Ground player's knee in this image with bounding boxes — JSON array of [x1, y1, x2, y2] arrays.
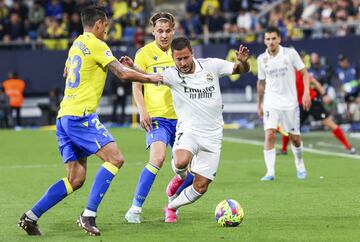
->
[[69, 176, 86, 191], [173, 157, 188, 169], [193, 181, 209, 194], [150, 154, 166, 168], [110, 153, 124, 168], [267, 130, 276, 141]]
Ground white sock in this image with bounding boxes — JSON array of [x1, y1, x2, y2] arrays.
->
[[83, 209, 96, 217], [171, 159, 187, 179], [291, 143, 306, 172], [129, 205, 142, 213], [25, 210, 39, 221], [168, 185, 202, 210], [264, 149, 276, 176]]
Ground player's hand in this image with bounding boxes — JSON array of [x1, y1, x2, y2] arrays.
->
[[302, 93, 312, 111], [148, 73, 163, 85], [119, 56, 134, 68], [235, 45, 250, 63], [257, 105, 264, 118], [63, 66, 68, 78], [140, 111, 152, 132]]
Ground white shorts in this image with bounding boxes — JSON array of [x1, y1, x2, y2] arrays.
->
[[173, 128, 222, 181], [263, 106, 300, 135]]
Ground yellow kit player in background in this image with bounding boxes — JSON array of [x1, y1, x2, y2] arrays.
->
[[125, 12, 191, 223], [18, 5, 161, 236]]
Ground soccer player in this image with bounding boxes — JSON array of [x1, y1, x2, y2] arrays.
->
[[257, 26, 311, 181], [125, 12, 194, 223], [278, 71, 356, 155], [17, 5, 161, 236], [158, 37, 250, 222]]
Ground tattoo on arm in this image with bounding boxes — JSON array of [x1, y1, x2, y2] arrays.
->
[[108, 60, 126, 79], [233, 61, 250, 74]]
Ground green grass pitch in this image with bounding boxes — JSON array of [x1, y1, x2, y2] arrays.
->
[[0, 128, 359, 242]]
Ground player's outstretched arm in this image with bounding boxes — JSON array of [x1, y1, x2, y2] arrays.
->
[[108, 60, 162, 84], [233, 45, 250, 74]]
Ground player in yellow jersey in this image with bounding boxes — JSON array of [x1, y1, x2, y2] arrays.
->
[[18, 5, 161, 237], [124, 12, 193, 223]]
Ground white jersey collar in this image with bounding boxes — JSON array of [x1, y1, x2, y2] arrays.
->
[[176, 58, 203, 80], [266, 45, 284, 58]]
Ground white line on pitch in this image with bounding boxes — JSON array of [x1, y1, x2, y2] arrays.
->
[[223, 137, 360, 160]]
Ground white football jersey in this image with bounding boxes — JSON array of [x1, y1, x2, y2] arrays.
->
[[257, 45, 305, 110], [162, 58, 234, 137]]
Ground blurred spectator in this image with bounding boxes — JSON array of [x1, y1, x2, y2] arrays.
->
[[68, 12, 82, 40], [28, 1, 45, 32], [205, 7, 226, 42], [0, 86, 10, 128], [308, 52, 331, 86], [3, 71, 25, 127], [48, 88, 60, 125], [62, 0, 76, 16], [45, 0, 63, 21], [133, 25, 145, 49], [110, 76, 131, 124], [200, 0, 220, 20], [129, 0, 145, 26], [186, 0, 202, 14], [106, 18, 122, 44], [2, 12, 28, 43], [336, 54, 360, 121], [180, 12, 203, 40], [112, 0, 129, 24], [42, 17, 68, 50], [236, 8, 252, 33]]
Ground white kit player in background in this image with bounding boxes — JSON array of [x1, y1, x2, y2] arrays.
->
[[160, 36, 250, 222], [256, 27, 311, 181]]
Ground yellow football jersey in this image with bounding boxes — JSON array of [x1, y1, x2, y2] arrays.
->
[[134, 41, 177, 119], [58, 32, 116, 118]]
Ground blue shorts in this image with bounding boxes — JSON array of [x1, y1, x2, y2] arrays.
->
[[145, 117, 177, 149], [56, 113, 115, 163]]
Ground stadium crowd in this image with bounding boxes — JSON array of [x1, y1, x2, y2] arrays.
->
[[1, 0, 360, 48]]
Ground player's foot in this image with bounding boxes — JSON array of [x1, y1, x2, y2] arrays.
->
[[18, 213, 42, 236], [76, 213, 100, 236], [260, 175, 275, 181], [297, 171, 307, 180], [166, 175, 185, 197], [125, 209, 141, 224], [276, 150, 288, 155], [164, 205, 177, 223], [348, 147, 356, 155]]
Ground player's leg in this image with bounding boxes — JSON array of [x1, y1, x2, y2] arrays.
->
[[125, 141, 166, 223], [284, 107, 306, 179], [19, 158, 87, 236], [18, 117, 88, 236], [77, 142, 124, 236], [261, 107, 278, 181], [316, 102, 355, 153], [166, 139, 220, 222], [125, 118, 171, 223]]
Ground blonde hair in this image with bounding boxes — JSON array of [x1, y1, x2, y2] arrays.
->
[[149, 12, 175, 28]]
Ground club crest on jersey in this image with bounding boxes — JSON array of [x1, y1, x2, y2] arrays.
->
[[105, 50, 112, 58], [206, 73, 214, 82], [153, 56, 158, 61], [263, 57, 268, 64]]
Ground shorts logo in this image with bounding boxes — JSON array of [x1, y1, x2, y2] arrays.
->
[[153, 56, 158, 61]]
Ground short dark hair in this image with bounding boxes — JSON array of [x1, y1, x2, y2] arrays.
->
[[149, 12, 175, 28], [265, 26, 281, 36], [81, 5, 106, 28], [171, 37, 192, 53]]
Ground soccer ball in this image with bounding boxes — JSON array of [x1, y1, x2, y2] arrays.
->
[[215, 199, 244, 227]]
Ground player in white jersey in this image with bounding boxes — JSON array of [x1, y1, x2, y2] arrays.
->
[[256, 27, 311, 181], [159, 37, 250, 222], [120, 37, 249, 222]]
